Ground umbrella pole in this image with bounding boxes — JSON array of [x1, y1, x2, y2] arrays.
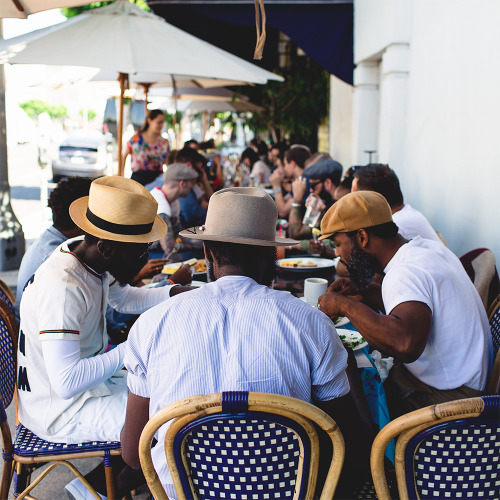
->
[[117, 72, 127, 176], [0, 23, 24, 270], [203, 110, 208, 141], [172, 75, 179, 149], [141, 83, 152, 115]]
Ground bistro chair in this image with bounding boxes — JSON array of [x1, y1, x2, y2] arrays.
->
[[487, 296, 500, 394], [0, 278, 14, 310], [0, 299, 121, 500], [139, 391, 345, 500], [371, 396, 500, 500], [460, 248, 500, 311]]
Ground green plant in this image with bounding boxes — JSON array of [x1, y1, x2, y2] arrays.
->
[[61, 0, 149, 17], [235, 52, 329, 150], [18, 100, 68, 120], [79, 109, 98, 121]]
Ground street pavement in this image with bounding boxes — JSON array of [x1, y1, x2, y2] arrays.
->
[[0, 143, 150, 499]]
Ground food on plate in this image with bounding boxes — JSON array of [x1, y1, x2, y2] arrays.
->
[[162, 258, 207, 275], [337, 330, 365, 349], [193, 259, 207, 273], [281, 259, 318, 268]]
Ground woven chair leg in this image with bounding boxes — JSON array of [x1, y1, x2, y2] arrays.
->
[[13, 462, 29, 498], [103, 451, 117, 500], [0, 460, 12, 500]]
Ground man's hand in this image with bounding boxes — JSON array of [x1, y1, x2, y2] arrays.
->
[[269, 169, 283, 189], [318, 291, 352, 318], [309, 239, 325, 255], [130, 258, 168, 286], [291, 177, 307, 202], [170, 264, 193, 285], [327, 277, 359, 296]]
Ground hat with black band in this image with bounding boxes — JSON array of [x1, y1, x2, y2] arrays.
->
[[70, 176, 167, 243]]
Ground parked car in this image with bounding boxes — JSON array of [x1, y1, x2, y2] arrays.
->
[[50, 131, 111, 182]]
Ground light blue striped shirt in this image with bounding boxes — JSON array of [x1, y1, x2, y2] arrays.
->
[[125, 275, 349, 493]]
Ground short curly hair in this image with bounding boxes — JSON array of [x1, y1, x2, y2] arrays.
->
[[48, 176, 92, 231]]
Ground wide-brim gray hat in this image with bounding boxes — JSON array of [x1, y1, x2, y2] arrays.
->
[[179, 187, 298, 247]]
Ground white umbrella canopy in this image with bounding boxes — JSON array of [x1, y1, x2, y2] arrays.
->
[[0, 1, 91, 19], [0, 0, 283, 173], [0, 1, 282, 83]]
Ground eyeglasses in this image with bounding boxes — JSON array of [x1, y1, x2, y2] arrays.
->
[[309, 180, 323, 189]]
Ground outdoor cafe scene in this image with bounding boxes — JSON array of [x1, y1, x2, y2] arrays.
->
[[0, 1, 498, 499]]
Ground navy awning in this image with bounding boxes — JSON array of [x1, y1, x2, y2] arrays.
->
[[148, 1, 354, 84]]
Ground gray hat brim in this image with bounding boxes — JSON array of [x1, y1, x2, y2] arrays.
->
[[179, 226, 298, 247]]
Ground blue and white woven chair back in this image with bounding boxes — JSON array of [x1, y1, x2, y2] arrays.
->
[[490, 304, 500, 354], [405, 396, 500, 500], [0, 309, 16, 409], [0, 288, 12, 309], [174, 414, 310, 499]]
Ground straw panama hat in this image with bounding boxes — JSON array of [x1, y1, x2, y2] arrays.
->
[[69, 176, 167, 243], [179, 187, 298, 247], [319, 190, 393, 240]]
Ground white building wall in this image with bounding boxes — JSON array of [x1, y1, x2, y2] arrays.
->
[[404, 0, 500, 258], [345, 0, 500, 261]]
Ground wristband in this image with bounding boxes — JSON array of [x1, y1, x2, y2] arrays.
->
[[291, 202, 303, 207], [272, 187, 282, 195], [166, 279, 175, 285]]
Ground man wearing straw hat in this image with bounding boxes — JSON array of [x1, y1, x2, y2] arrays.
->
[[317, 191, 492, 417], [17, 176, 192, 499], [121, 187, 372, 497]]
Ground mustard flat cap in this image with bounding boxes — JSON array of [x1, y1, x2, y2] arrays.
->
[[319, 191, 393, 240]]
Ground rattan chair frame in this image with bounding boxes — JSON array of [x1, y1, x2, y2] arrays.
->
[[487, 293, 500, 319], [0, 299, 121, 500], [0, 279, 15, 307], [371, 397, 490, 500], [139, 392, 345, 500], [487, 295, 500, 394]]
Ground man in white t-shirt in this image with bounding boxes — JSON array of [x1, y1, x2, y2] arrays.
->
[[18, 176, 193, 499], [352, 164, 442, 242], [318, 191, 492, 417], [150, 163, 203, 261]]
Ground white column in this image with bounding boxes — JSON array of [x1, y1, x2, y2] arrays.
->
[[352, 61, 379, 164], [328, 74, 353, 170], [378, 43, 410, 170]]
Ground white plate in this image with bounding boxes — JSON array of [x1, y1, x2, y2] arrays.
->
[[190, 280, 207, 288], [333, 316, 350, 327], [336, 328, 368, 351], [277, 257, 336, 270], [300, 296, 318, 307]]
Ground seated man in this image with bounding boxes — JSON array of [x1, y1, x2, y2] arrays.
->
[[352, 163, 442, 242], [318, 191, 492, 417], [14, 176, 93, 322], [288, 158, 343, 241], [121, 187, 373, 498], [18, 176, 192, 499], [150, 163, 203, 261]]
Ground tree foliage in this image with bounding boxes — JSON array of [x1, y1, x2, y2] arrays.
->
[[19, 100, 67, 120], [235, 52, 329, 150], [61, 0, 149, 17]]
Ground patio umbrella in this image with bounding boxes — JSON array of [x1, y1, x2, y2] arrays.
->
[[0, 0, 283, 174], [0, 1, 91, 19]]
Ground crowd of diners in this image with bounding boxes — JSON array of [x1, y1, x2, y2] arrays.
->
[[13, 109, 493, 499]]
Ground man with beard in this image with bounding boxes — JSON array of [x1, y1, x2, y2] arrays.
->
[[17, 176, 191, 499], [317, 191, 492, 416], [121, 187, 373, 497], [288, 159, 343, 240]]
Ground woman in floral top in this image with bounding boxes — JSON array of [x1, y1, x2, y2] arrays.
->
[[122, 109, 170, 186]]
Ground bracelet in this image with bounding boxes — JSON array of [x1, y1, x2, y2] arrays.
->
[[166, 279, 175, 285], [291, 201, 303, 207], [272, 187, 282, 195]]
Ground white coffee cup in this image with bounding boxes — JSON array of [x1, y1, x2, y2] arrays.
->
[[304, 277, 328, 305]]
